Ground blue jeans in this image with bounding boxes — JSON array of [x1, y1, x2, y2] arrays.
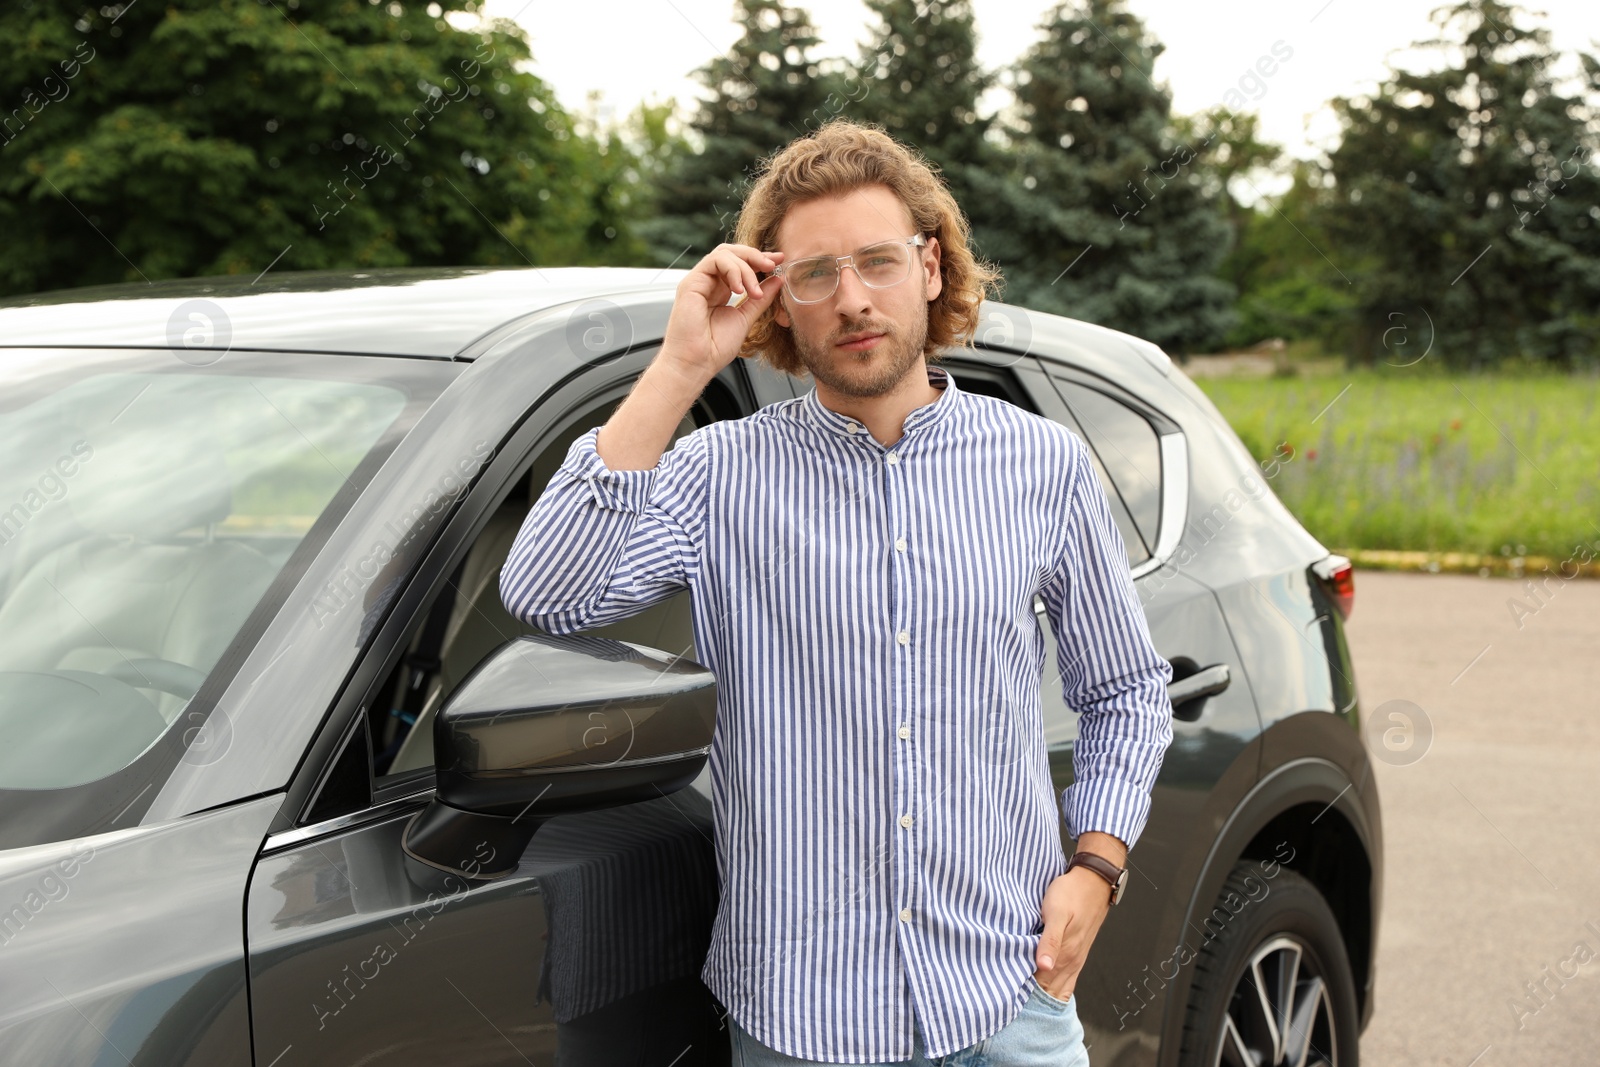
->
[[728, 975, 1091, 1066]]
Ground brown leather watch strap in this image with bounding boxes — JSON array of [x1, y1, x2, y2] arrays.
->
[[1066, 851, 1128, 905]]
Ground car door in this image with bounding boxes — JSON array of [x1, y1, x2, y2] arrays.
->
[[241, 355, 772, 1067], [1007, 356, 1265, 1057]]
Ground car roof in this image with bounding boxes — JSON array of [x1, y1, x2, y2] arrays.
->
[[0, 265, 1175, 382], [0, 266, 684, 359]]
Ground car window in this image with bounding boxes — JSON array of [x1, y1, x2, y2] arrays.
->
[[1050, 376, 1160, 563], [1033, 383, 1149, 568], [949, 366, 1036, 409], [0, 353, 424, 794], [370, 394, 706, 778]]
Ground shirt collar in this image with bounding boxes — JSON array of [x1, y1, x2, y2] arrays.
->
[[802, 364, 959, 441]]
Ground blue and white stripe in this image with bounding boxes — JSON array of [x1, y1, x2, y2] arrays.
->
[[500, 363, 1174, 1062]]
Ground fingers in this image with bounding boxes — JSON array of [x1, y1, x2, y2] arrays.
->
[[694, 244, 783, 303], [1036, 925, 1062, 971], [729, 247, 781, 299], [734, 272, 784, 315], [666, 244, 786, 369]]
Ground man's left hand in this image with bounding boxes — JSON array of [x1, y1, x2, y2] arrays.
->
[[1033, 863, 1114, 1001]]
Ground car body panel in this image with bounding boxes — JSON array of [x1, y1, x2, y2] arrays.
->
[[246, 791, 728, 1066], [0, 794, 278, 1064]]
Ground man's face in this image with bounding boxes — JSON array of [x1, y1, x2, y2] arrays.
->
[[771, 184, 942, 399]]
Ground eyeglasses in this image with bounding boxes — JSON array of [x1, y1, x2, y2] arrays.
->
[[770, 234, 927, 304]]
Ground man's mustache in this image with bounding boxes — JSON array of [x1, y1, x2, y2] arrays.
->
[[832, 323, 894, 344]]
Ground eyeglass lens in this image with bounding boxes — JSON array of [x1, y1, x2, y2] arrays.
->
[[787, 242, 913, 301]]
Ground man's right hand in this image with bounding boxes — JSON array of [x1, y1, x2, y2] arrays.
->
[[590, 244, 786, 473], [660, 243, 786, 381]]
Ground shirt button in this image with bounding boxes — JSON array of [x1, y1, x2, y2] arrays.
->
[[899, 908, 912, 923], [885, 453, 899, 466], [897, 630, 910, 645], [898, 723, 910, 739], [846, 422, 859, 434], [894, 537, 907, 553], [899, 814, 913, 828]]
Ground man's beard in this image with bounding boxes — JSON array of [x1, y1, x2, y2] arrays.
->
[[790, 285, 931, 400]]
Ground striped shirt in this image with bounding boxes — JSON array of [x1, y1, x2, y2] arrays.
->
[[500, 362, 1174, 1061]]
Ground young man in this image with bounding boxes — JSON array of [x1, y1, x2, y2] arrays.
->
[[500, 119, 1174, 1066]]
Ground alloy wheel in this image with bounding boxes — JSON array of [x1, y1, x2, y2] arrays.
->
[[1212, 934, 1338, 1067]]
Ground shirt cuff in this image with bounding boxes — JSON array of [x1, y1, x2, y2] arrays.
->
[[562, 426, 658, 515], [1060, 777, 1155, 854]]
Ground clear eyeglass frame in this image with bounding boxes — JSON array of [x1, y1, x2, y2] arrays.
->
[[770, 233, 928, 304]]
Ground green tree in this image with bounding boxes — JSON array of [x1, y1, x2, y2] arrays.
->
[[635, 0, 849, 265], [994, 0, 1237, 356], [0, 0, 631, 296], [851, 0, 995, 175], [1319, 0, 1600, 367], [1224, 160, 1360, 351]]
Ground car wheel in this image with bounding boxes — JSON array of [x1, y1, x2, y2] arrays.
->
[[1178, 862, 1360, 1067]]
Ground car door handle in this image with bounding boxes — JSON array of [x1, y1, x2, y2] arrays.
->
[[1036, 598, 1230, 709], [1167, 663, 1231, 708]]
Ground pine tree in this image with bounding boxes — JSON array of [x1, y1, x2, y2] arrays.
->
[[1320, 0, 1600, 367], [853, 0, 992, 167], [994, 0, 1236, 356], [850, 0, 1018, 287], [636, 0, 849, 265]]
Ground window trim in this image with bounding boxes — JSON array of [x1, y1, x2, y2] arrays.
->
[[263, 783, 435, 856], [1036, 361, 1188, 583], [1132, 432, 1188, 581]]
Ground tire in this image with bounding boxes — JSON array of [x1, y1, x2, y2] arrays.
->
[[1176, 861, 1360, 1067]]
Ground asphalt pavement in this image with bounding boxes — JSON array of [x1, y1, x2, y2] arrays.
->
[[1344, 568, 1599, 1067]]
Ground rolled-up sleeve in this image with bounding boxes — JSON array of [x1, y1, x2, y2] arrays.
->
[[1038, 435, 1174, 853], [499, 425, 711, 635]]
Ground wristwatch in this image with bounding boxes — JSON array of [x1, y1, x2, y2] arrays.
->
[[1066, 851, 1129, 906]]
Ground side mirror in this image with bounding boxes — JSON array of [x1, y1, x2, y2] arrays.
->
[[401, 633, 715, 879]]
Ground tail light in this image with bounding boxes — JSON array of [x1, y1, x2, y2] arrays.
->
[[1311, 554, 1355, 621]]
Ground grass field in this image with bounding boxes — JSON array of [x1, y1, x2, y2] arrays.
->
[[1188, 363, 1600, 560]]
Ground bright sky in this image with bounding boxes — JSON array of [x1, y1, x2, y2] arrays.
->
[[485, 0, 1597, 183]]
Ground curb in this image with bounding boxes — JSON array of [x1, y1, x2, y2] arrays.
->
[[1334, 547, 1600, 580]]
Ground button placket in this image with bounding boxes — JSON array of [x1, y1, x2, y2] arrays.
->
[[885, 437, 916, 940]]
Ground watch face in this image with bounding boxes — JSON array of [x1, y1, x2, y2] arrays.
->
[[1113, 869, 1129, 904]]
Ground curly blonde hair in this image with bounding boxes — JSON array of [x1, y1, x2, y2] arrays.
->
[[732, 119, 1002, 376]]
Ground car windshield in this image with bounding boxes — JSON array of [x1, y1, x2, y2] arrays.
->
[[0, 352, 415, 793]]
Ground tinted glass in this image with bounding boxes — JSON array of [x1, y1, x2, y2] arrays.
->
[[1055, 379, 1162, 557], [1038, 383, 1149, 568]]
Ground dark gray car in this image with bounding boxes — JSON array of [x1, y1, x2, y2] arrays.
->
[[0, 266, 1378, 1067]]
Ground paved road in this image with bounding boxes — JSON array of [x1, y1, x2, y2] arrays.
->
[[1345, 569, 1600, 1067]]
